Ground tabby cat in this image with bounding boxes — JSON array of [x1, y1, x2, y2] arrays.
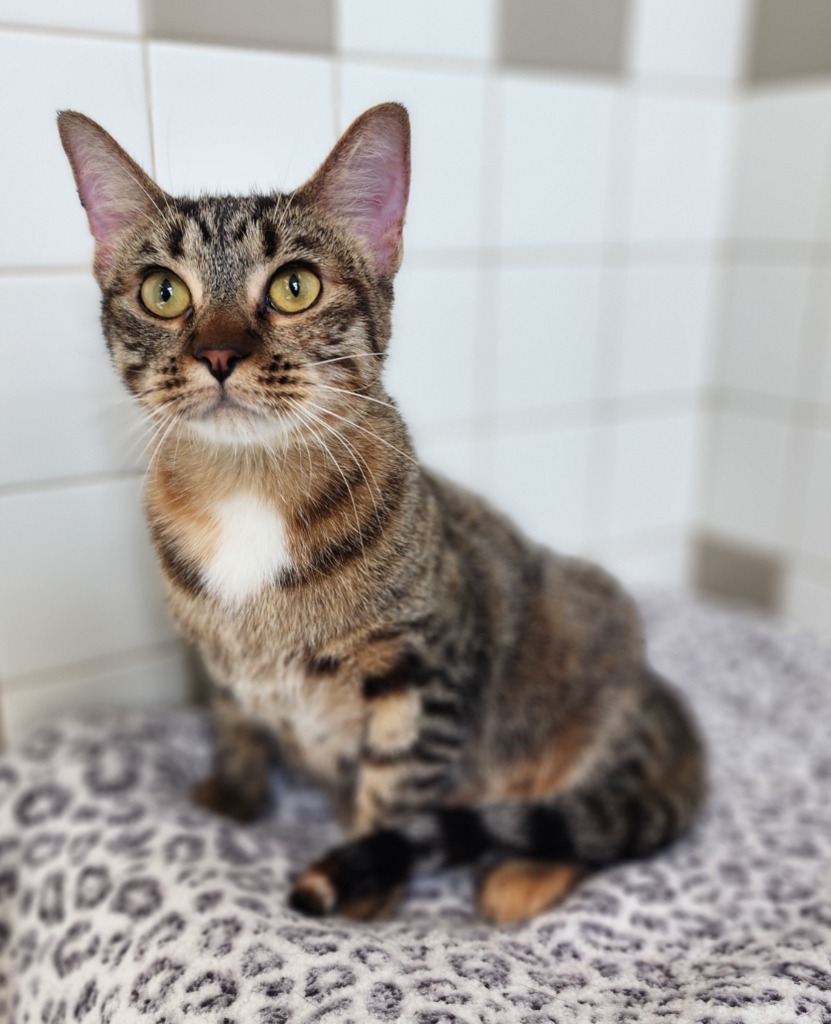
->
[[58, 103, 705, 923]]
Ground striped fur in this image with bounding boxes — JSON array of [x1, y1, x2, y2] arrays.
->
[[59, 103, 706, 922]]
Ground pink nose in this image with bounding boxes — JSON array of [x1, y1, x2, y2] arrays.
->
[[195, 347, 246, 384]]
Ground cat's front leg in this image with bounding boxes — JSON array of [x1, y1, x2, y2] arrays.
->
[[192, 684, 275, 823], [291, 660, 465, 918]]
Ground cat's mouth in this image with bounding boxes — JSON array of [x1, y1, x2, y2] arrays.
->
[[183, 391, 300, 446]]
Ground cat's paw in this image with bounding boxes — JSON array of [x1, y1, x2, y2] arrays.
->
[[289, 831, 412, 919], [289, 864, 403, 920], [191, 774, 271, 823]]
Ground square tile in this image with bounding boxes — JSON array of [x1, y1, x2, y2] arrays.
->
[[385, 264, 480, 428], [339, 0, 495, 61], [0, 0, 142, 33], [149, 43, 336, 194], [340, 63, 488, 251], [1, 645, 190, 742], [499, 0, 629, 76], [591, 533, 690, 593], [624, 94, 733, 243], [817, 275, 831, 406], [629, 0, 750, 82], [783, 569, 831, 641], [797, 426, 831, 564], [0, 275, 143, 487], [146, 0, 334, 54], [701, 410, 790, 549], [413, 433, 478, 493], [487, 423, 594, 554], [494, 264, 603, 414], [732, 86, 831, 243], [721, 263, 811, 400], [605, 413, 699, 538], [499, 77, 619, 246], [0, 480, 177, 678], [614, 263, 718, 399], [0, 31, 150, 268]]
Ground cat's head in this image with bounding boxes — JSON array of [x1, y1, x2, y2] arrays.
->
[[58, 104, 410, 447]]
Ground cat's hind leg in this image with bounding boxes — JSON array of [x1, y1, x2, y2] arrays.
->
[[477, 860, 585, 924], [193, 686, 274, 823]]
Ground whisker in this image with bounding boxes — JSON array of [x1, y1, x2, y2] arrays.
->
[[304, 400, 418, 467], [316, 383, 398, 413], [284, 399, 367, 558], [304, 352, 382, 370], [290, 398, 383, 527]]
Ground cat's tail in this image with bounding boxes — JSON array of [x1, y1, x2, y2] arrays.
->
[[289, 733, 706, 917]]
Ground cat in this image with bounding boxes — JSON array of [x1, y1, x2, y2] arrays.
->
[[58, 102, 705, 923]]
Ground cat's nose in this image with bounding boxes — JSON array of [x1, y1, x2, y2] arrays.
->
[[195, 347, 247, 384]]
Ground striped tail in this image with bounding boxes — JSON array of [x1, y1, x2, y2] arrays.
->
[[288, 767, 704, 917]]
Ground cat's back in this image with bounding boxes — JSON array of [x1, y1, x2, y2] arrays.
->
[[420, 466, 643, 671]]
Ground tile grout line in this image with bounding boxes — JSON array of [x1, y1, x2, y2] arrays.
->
[[773, 96, 831, 582], [0, 469, 145, 501], [468, 0, 504, 490], [585, 79, 636, 550], [139, 0, 158, 180], [1, 638, 187, 695]]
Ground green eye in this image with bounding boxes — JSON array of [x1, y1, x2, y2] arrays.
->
[[140, 270, 191, 319], [268, 266, 321, 314]]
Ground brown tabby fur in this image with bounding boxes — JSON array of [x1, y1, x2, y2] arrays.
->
[[58, 103, 705, 923]]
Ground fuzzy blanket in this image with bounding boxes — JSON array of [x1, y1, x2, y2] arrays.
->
[[1, 593, 830, 1023]]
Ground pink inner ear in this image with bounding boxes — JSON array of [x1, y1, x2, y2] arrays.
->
[[349, 138, 408, 272], [59, 114, 159, 262], [311, 106, 411, 278], [73, 149, 152, 249]]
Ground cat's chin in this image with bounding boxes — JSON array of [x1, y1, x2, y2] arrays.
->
[[184, 404, 300, 449]]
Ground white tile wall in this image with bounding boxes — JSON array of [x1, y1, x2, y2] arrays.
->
[[0, 275, 141, 487], [605, 412, 699, 539], [613, 263, 717, 399], [798, 425, 831, 564], [0, 479, 175, 678], [1, 643, 189, 741], [338, 0, 495, 62], [721, 263, 811, 400], [732, 86, 831, 243], [414, 434, 479, 493], [624, 94, 734, 243], [0, 31, 150, 268], [494, 264, 603, 414], [591, 530, 690, 593], [385, 264, 480, 427], [488, 424, 594, 554], [340, 62, 488, 251], [784, 570, 831, 637], [816, 273, 831, 407], [149, 44, 337, 194], [498, 77, 619, 247], [702, 411, 790, 549], [0, 0, 142, 35], [628, 0, 750, 83]]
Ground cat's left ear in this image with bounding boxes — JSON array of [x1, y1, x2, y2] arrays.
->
[[297, 103, 410, 280], [57, 111, 168, 278]]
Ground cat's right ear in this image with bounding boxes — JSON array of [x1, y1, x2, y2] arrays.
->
[[57, 111, 166, 277], [297, 103, 410, 281]]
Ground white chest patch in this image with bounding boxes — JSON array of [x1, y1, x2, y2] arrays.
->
[[202, 493, 293, 607]]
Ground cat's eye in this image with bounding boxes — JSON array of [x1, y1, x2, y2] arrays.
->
[[267, 266, 322, 315], [139, 270, 191, 319]]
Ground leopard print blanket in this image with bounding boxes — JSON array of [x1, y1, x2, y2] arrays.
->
[[1, 593, 830, 1023]]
